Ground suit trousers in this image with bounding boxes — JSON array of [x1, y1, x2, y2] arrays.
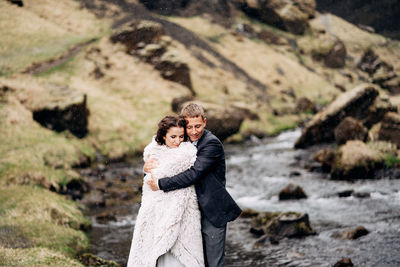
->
[[201, 216, 227, 267]]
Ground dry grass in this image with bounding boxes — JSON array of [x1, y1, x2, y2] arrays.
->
[[0, 247, 84, 267], [0, 0, 108, 76]]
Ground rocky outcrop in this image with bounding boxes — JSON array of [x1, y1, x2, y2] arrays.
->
[[110, 20, 164, 52], [31, 84, 89, 138], [332, 226, 369, 240], [378, 112, 400, 147], [78, 253, 119, 267], [308, 34, 347, 68], [357, 49, 400, 95], [235, 0, 314, 35], [251, 211, 315, 239], [111, 21, 194, 94], [154, 50, 194, 94], [278, 183, 307, 200], [334, 117, 368, 145], [295, 84, 379, 148]]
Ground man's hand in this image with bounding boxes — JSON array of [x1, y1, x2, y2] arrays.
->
[[143, 157, 159, 173], [146, 171, 159, 191]]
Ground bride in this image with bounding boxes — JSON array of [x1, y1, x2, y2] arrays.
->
[[127, 115, 204, 267]]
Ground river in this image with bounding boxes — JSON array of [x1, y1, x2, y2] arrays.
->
[[83, 129, 400, 266]]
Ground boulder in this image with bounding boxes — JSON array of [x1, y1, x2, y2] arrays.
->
[[313, 147, 335, 172], [31, 84, 89, 138], [332, 226, 369, 240], [310, 35, 346, 68], [363, 96, 398, 128], [334, 117, 368, 145], [333, 258, 354, 267], [378, 112, 400, 147], [381, 75, 400, 95], [205, 105, 246, 142], [251, 211, 315, 239], [110, 20, 164, 51], [253, 234, 279, 247], [295, 84, 379, 148], [357, 49, 391, 76], [136, 43, 166, 63], [237, 0, 311, 35], [331, 140, 384, 180], [155, 50, 194, 94], [278, 183, 307, 200], [293, 0, 316, 18]]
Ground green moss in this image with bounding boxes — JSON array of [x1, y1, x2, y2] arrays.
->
[[384, 155, 400, 168]]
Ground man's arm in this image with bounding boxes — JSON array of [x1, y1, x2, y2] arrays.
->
[[157, 138, 223, 192]]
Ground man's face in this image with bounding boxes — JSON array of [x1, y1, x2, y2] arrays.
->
[[185, 116, 206, 142]]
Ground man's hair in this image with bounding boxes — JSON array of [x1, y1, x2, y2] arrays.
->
[[155, 115, 188, 145], [180, 102, 205, 120]]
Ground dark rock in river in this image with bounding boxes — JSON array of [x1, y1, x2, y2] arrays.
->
[[278, 183, 307, 200], [378, 112, 400, 147], [333, 257, 354, 267], [251, 211, 315, 239], [295, 84, 379, 148], [31, 84, 89, 138], [332, 226, 369, 240], [253, 234, 279, 247], [334, 117, 368, 145]]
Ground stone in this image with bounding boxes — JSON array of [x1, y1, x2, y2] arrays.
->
[[110, 20, 164, 51], [295, 84, 379, 148], [364, 96, 398, 128], [333, 258, 354, 267], [331, 140, 384, 180], [251, 211, 315, 239], [378, 112, 400, 147], [31, 84, 89, 138], [324, 39, 346, 68], [313, 147, 335, 172], [278, 4, 309, 35], [381, 75, 400, 95], [155, 50, 194, 94], [96, 211, 117, 224], [278, 183, 307, 200], [333, 226, 369, 240], [136, 43, 166, 63], [334, 117, 368, 145], [293, 0, 316, 18]]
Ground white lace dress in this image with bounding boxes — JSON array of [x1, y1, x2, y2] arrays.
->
[[127, 139, 204, 267]]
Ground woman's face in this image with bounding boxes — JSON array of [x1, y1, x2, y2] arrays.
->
[[163, 126, 185, 148]]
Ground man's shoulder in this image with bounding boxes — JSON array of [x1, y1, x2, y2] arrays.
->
[[201, 130, 223, 146]]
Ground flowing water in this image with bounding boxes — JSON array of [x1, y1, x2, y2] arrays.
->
[[85, 130, 400, 267]]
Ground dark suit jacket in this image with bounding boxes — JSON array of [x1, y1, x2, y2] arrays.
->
[[158, 129, 242, 228]]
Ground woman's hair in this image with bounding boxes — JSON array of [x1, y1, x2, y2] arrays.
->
[[155, 115, 188, 145]]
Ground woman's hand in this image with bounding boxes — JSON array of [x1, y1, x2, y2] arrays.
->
[[146, 171, 159, 191], [143, 157, 159, 173]]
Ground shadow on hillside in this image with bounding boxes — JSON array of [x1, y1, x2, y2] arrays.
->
[[76, 0, 268, 93]]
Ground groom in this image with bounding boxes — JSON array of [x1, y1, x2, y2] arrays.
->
[[145, 103, 242, 267]]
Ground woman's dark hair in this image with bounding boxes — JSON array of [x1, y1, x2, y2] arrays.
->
[[155, 115, 188, 145]]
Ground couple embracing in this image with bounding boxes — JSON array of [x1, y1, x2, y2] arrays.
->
[[127, 103, 242, 267]]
